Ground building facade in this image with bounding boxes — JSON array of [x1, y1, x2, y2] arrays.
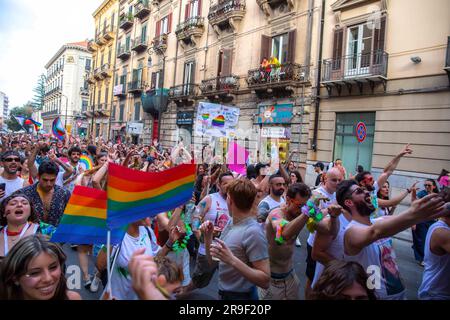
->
[[42, 42, 91, 135], [0, 91, 9, 129], [304, 0, 450, 189], [87, 0, 119, 140]]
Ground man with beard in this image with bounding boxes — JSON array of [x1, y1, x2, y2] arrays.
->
[[355, 143, 413, 219], [260, 183, 342, 300], [257, 174, 286, 223], [337, 179, 449, 300], [63, 146, 85, 193], [0, 151, 26, 201]]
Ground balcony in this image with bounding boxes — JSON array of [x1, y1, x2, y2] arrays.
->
[[200, 75, 239, 101], [208, 0, 246, 34], [134, 0, 151, 20], [119, 13, 134, 30], [169, 84, 199, 106], [44, 87, 61, 97], [247, 63, 308, 98], [175, 17, 205, 47], [117, 44, 131, 60], [95, 32, 106, 46], [113, 83, 127, 97], [80, 87, 89, 96], [132, 36, 148, 53], [102, 25, 115, 41], [41, 109, 59, 119], [87, 71, 96, 84], [321, 50, 388, 96], [128, 80, 144, 93], [152, 34, 168, 54], [87, 39, 97, 52], [93, 67, 103, 80], [100, 63, 112, 78], [257, 0, 295, 17]]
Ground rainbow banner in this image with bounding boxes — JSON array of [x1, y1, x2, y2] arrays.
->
[[51, 186, 125, 244], [24, 118, 42, 131], [79, 155, 94, 170], [52, 117, 66, 141], [106, 163, 196, 229]]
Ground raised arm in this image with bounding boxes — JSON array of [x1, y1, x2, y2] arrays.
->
[[92, 163, 108, 190], [345, 194, 447, 256], [27, 144, 39, 180], [377, 144, 413, 187]]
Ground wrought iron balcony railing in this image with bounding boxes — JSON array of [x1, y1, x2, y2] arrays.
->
[[102, 24, 114, 40], [134, 0, 151, 20], [169, 84, 199, 98], [128, 80, 144, 93], [113, 83, 127, 97], [100, 63, 112, 77], [247, 63, 308, 87], [117, 44, 131, 60], [175, 16, 204, 35], [208, 0, 246, 22], [152, 34, 168, 54], [119, 13, 134, 30], [200, 75, 240, 94], [132, 36, 148, 52]]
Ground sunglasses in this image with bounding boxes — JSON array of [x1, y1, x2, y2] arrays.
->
[[424, 184, 433, 187], [4, 158, 20, 163], [348, 187, 366, 198]]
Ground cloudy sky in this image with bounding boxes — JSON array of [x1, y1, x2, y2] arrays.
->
[[0, 0, 99, 109]]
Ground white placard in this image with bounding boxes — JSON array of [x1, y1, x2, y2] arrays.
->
[[261, 126, 286, 138], [127, 122, 144, 135]]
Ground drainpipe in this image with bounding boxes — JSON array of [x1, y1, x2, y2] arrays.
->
[[172, 0, 183, 88], [202, 0, 212, 81], [312, 0, 325, 152], [107, 5, 121, 142], [304, 0, 314, 77]]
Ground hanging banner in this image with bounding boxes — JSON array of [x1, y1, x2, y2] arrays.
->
[[194, 102, 240, 138], [256, 103, 293, 124], [261, 126, 288, 138]]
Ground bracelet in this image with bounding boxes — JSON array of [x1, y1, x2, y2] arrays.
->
[[275, 219, 288, 245], [165, 239, 174, 249]]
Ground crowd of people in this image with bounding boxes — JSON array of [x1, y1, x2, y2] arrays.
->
[[0, 133, 448, 300]]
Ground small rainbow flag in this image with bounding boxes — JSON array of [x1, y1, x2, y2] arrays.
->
[[106, 163, 196, 229], [79, 155, 94, 170], [24, 118, 42, 131], [51, 186, 125, 244], [52, 117, 66, 141]]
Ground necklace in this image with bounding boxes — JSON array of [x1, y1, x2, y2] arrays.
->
[[4, 223, 30, 255]]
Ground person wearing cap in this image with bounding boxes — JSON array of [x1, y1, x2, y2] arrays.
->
[[314, 162, 325, 187]]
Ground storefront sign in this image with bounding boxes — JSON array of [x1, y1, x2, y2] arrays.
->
[[127, 122, 144, 135], [261, 126, 288, 138], [256, 103, 293, 124], [177, 112, 194, 125]]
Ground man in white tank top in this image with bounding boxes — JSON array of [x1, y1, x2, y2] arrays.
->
[[337, 179, 449, 300], [257, 174, 286, 223], [418, 205, 450, 300], [0, 150, 26, 201], [184, 172, 234, 292]]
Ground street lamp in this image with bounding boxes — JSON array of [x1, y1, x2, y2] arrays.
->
[[147, 46, 167, 142]]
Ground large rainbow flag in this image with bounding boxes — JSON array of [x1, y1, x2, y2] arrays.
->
[[106, 163, 196, 229], [24, 118, 42, 131], [52, 117, 66, 141], [51, 186, 125, 244]]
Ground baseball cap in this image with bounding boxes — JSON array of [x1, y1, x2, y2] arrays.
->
[[313, 162, 324, 170]]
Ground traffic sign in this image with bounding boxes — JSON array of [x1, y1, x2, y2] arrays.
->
[[356, 122, 367, 143]]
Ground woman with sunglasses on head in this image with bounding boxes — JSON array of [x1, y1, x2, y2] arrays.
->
[[0, 193, 56, 258], [411, 179, 440, 266], [0, 235, 81, 300]]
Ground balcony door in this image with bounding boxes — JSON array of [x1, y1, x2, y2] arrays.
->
[[345, 23, 372, 77], [183, 61, 195, 95]]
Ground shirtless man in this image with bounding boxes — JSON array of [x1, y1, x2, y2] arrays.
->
[[259, 182, 341, 300]]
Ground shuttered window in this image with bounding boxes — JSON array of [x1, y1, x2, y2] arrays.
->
[[373, 16, 386, 64], [220, 49, 233, 76], [287, 30, 296, 63], [332, 28, 344, 70], [260, 35, 271, 62]]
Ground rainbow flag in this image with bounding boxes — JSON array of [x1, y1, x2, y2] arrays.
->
[[79, 155, 94, 170], [51, 186, 126, 244], [52, 117, 66, 141], [106, 163, 196, 229], [24, 118, 42, 131]]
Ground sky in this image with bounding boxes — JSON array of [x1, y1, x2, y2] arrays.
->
[[0, 0, 99, 109]]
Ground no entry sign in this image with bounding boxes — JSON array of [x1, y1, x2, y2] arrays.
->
[[356, 122, 367, 143]]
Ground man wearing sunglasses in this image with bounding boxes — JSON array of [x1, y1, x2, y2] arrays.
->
[[337, 179, 448, 300], [0, 150, 26, 201], [355, 143, 413, 218]]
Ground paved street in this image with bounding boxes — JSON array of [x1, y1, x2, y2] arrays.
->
[[66, 227, 424, 300]]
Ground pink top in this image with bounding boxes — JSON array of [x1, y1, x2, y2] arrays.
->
[[438, 175, 449, 187]]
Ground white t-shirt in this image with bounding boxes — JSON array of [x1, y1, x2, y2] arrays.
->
[[257, 195, 285, 222], [344, 219, 406, 300], [110, 226, 160, 300], [0, 176, 24, 201], [418, 220, 450, 300], [198, 192, 230, 255], [312, 214, 351, 288], [307, 186, 336, 247]]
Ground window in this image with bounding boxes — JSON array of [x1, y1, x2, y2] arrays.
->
[[82, 100, 88, 112], [271, 33, 289, 64], [333, 112, 375, 174], [119, 103, 125, 121], [85, 58, 91, 71], [125, 35, 131, 50], [105, 87, 109, 105], [134, 102, 141, 121], [108, 47, 112, 64], [128, 6, 133, 16], [183, 61, 195, 95], [141, 24, 147, 40], [187, 0, 201, 19], [111, 12, 115, 30], [151, 71, 161, 89], [156, 14, 172, 37]]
